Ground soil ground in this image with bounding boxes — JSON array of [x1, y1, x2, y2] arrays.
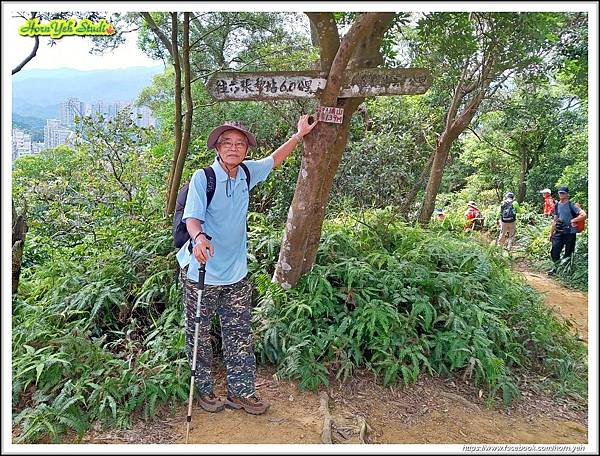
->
[[515, 265, 588, 343], [72, 265, 589, 447]]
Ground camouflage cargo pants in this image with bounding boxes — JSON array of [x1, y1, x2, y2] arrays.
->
[[180, 266, 256, 398]]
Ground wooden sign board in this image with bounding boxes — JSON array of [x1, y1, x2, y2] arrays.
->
[[206, 68, 432, 101], [316, 106, 344, 124]]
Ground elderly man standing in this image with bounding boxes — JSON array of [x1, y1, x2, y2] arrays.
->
[[176, 115, 317, 415], [547, 186, 587, 275]]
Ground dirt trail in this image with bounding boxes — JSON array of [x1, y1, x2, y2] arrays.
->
[[80, 365, 587, 445], [73, 270, 589, 446], [517, 267, 588, 343]]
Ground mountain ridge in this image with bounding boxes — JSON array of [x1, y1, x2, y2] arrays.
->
[[12, 66, 164, 118]]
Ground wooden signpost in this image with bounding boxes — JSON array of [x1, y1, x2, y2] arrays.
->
[[206, 68, 432, 123]]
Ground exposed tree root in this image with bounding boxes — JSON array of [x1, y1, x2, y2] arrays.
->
[[319, 391, 333, 444], [439, 390, 481, 412]]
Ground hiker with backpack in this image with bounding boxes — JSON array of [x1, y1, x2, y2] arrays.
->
[[547, 186, 587, 275], [175, 115, 317, 415], [496, 192, 519, 251]]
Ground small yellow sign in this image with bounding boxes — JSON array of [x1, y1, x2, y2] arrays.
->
[[18, 18, 116, 39]]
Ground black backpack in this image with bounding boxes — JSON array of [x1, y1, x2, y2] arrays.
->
[[501, 201, 516, 222], [173, 163, 250, 248]]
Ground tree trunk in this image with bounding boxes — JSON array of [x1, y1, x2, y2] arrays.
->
[[416, 15, 499, 225], [517, 139, 542, 204], [302, 97, 365, 276], [273, 98, 364, 287], [165, 13, 184, 215], [273, 12, 394, 288], [12, 203, 28, 295], [166, 12, 193, 216], [517, 150, 528, 204], [139, 12, 184, 216], [417, 135, 453, 225], [417, 84, 489, 226]]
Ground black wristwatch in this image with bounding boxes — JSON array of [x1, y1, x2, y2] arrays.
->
[[194, 232, 212, 242]]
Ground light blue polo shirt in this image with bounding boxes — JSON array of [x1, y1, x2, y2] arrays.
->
[[176, 156, 274, 285]]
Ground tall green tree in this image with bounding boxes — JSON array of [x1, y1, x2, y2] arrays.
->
[[136, 12, 303, 214], [554, 12, 588, 101], [469, 82, 566, 203], [272, 12, 400, 288], [414, 12, 568, 224]]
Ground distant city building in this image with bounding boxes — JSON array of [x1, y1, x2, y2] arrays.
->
[[31, 142, 45, 154], [132, 105, 156, 128], [12, 129, 32, 161], [107, 102, 118, 120], [44, 119, 72, 149], [89, 100, 130, 121], [15, 98, 157, 160], [108, 101, 130, 120], [90, 100, 107, 120], [13, 93, 157, 165], [88, 100, 156, 128], [44, 119, 60, 148], [60, 97, 86, 128]]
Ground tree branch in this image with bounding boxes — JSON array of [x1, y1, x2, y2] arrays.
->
[[467, 126, 518, 158], [305, 12, 340, 72], [322, 13, 393, 105], [445, 12, 475, 126], [12, 35, 39, 75], [12, 12, 40, 75], [140, 12, 173, 58]]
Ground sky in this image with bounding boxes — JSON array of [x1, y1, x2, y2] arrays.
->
[[2, 2, 599, 454], [2, 2, 597, 72], [7, 12, 160, 71]]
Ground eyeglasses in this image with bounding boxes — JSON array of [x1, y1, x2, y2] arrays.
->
[[218, 140, 247, 150]]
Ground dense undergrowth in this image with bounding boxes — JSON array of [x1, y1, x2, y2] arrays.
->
[[250, 209, 587, 402], [11, 118, 587, 443], [12, 206, 587, 442], [426, 202, 588, 292]]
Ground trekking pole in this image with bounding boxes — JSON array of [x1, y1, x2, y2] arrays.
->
[[185, 260, 207, 444]]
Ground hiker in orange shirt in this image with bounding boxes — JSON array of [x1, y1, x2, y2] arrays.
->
[[464, 201, 483, 231], [540, 188, 555, 216]]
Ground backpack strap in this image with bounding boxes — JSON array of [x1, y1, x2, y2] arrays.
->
[[569, 201, 578, 218], [555, 200, 579, 218], [238, 162, 252, 235], [203, 166, 216, 207], [240, 162, 251, 191], [203, 163, 250, 207]]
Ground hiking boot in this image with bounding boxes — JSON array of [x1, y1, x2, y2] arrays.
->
[[547, 268, 556, 276], [225, 394, 270, 415], [197, 392, 225, 413]]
